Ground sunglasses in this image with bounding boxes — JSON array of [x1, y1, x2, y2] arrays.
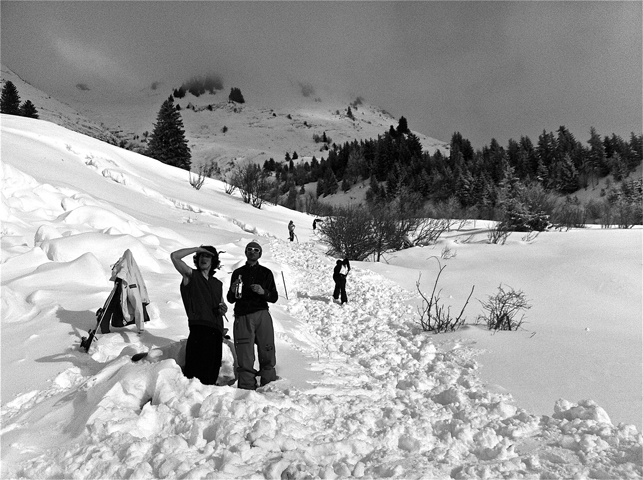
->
[[246, 247, 261, 253]]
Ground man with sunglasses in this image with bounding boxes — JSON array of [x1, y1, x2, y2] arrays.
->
[[227, 241, 279, 390]]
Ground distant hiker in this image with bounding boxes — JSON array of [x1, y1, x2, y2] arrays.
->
[[227, 241, 279, 390], [288, 221, 295, 241], [171, 245, 228, 385], [333, 258, 351, 305], [313, 218, 323, 232]]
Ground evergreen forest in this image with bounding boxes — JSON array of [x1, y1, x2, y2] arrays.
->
[[262, 117, 642, 228]]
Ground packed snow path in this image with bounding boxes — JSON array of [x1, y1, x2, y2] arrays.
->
[[5, 237, 641, 480]]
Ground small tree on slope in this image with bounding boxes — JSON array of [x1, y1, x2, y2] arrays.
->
[[147, 96, 191, 171], [1, 81, 21, 115], [20, 100, 39, 119]]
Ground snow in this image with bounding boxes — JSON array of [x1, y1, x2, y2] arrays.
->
[[1, 114, 642, 479]]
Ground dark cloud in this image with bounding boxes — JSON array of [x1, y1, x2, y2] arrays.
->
[[1, 1, 640, 148]]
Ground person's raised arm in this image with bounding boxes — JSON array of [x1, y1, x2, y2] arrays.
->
[[170, 247, 202, 281]]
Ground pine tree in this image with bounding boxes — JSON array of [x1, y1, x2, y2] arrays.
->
[[20, 100, 39, 119], [1, 81, 21, 115], [229, 87, 245, 103], [147, 96, 191, 171], [588, 126, 608, 180], [397, 116, 409, 135], [556, 154, 579, 193]]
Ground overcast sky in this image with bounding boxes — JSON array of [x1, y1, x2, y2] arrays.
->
[[2, 1, 641, 149]]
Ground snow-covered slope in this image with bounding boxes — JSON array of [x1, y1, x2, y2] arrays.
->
[[2, 63, 448, 170], [0, 64, 118, 144], [1, 115, 641, 479]]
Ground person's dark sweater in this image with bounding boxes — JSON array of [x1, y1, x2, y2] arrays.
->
[[227, 263, 278, 316], [180, 269, 224, 333]]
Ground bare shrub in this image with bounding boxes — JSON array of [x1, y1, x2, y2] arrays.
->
[[477, 284, 531, 331], [614, 200, 640, 229], [521, 231, 540, 243], [429, 197, 460, 231], [229, 163, 269, 209], [318, 205, 374, 260], [412, 218, 452, 246], [189, 160, 219, 190], [301, 194, 333, 217], [551, 196, 587, 230], [318, 204, 444, 261], [224, 180, 237, 195], [487, 223, 511, 244], [600, 202, 614, 229], [440, 245, 457, 259], [415, 258, 474, 333]]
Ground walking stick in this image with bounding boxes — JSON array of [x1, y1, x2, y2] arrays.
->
[[281, 271, 288, 300]]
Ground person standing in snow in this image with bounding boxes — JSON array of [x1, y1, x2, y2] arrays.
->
[[227, 241, 279, 390], [332, 258, 350, 304], [288, 221, 295, 242], [171, 245, 228, 385]]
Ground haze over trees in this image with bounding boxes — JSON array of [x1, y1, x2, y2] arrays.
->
[[173, 74, 223, 98]]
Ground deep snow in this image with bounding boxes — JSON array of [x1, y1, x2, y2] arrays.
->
[[1, 115, 642, 479]]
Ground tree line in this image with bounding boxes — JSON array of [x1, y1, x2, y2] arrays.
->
[[264, 116, 641, 226]]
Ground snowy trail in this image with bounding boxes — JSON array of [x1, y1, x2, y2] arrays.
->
[[4, 236, 643, 479]]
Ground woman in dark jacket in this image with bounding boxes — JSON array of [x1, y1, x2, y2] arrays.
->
[[332, 258, 350, 304], [170, 245, 228, 385]]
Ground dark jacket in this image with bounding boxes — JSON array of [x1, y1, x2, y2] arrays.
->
[[227, 263, 278, 316], [180, 269, 224, 333], [334, 260, 350, 279]]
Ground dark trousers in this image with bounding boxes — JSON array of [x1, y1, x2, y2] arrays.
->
[[333, 274, 348, 304], [184, 325, 223, 385], [234, 310, 277, 390]]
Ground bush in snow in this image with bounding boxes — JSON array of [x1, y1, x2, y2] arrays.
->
[[319, 202, 452, 261], [318, 204, 374, 260], [477, 284, 531, 331], [497, 173, 552, 232], [487, 222, 511, 245], [551, 196, 587, 231], [229, 163, 269, 209], [415, 258, 474, 333], [189, 161, 220, 190]]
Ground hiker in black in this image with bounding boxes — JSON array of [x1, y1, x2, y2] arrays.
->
[[333, 258, 350, 304], [288, 221, 295, 241], [227, 241, 278, 390], [171, 245, 228, 385]]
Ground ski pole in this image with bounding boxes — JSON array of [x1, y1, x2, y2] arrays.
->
[[282, 271, 288, 300]]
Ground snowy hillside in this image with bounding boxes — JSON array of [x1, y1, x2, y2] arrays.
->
[[0, 64, 118, 144], [1, 64, 448, 171], [1, 115, 641, 479]]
